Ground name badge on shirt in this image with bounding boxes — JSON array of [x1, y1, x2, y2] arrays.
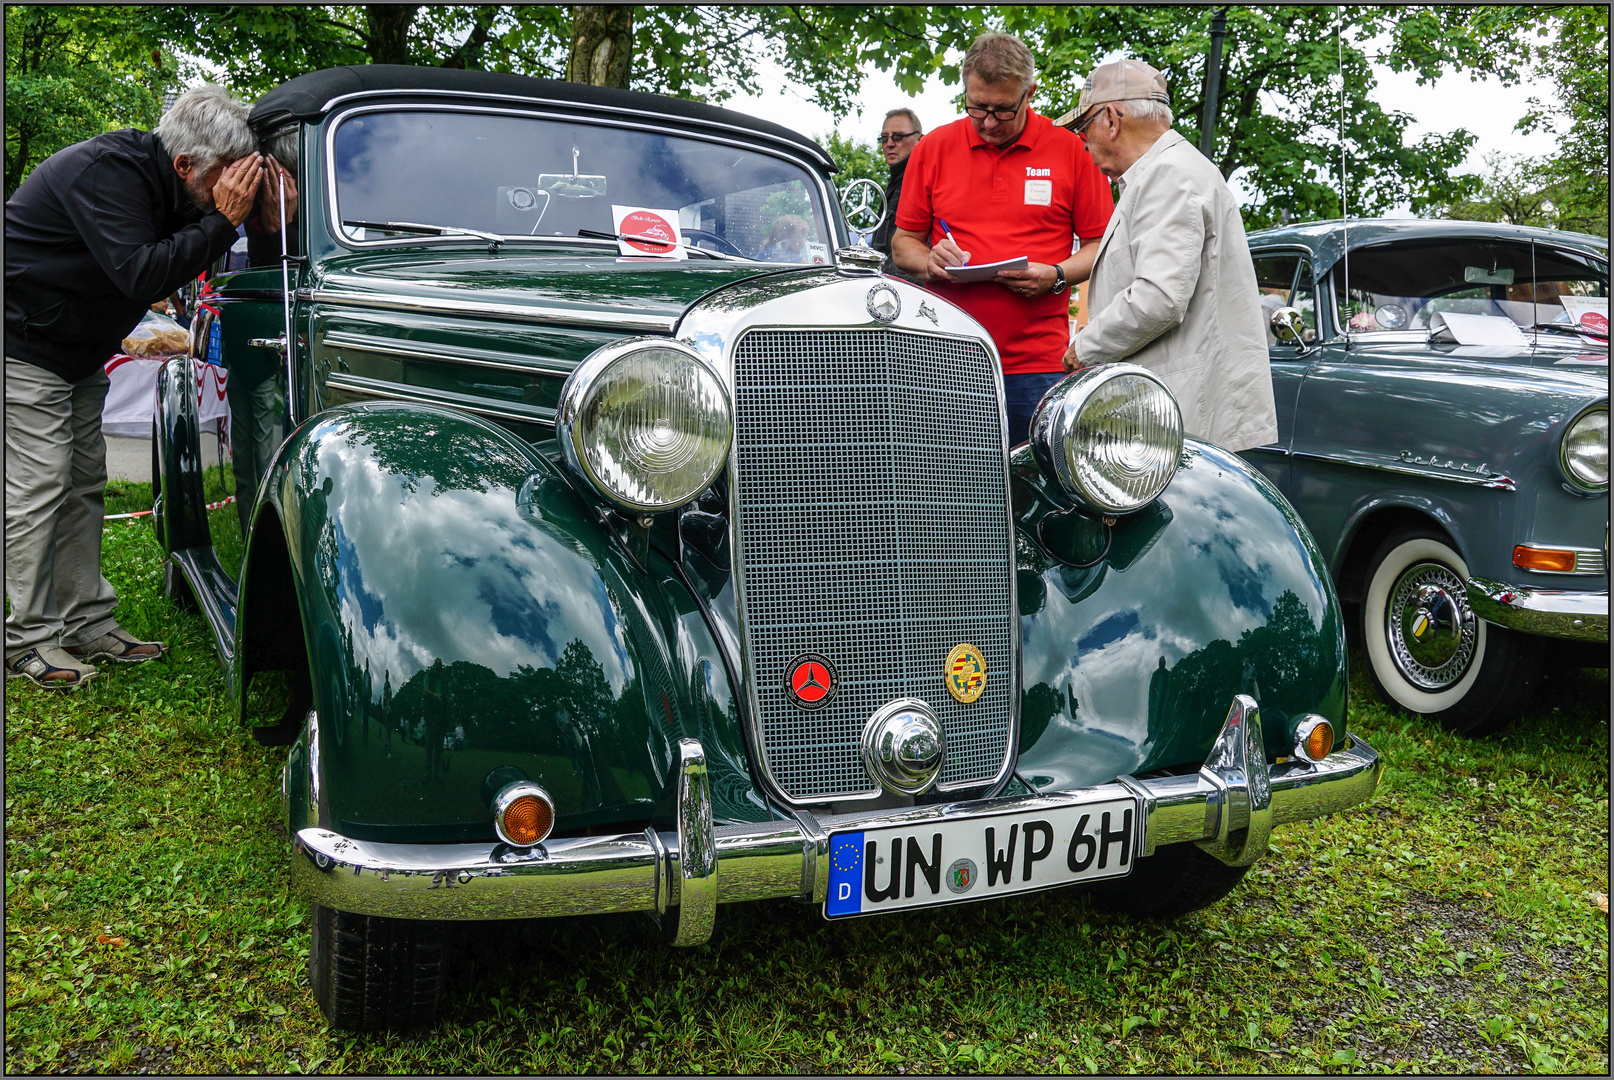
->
[[1024, 179, 1052, 206]]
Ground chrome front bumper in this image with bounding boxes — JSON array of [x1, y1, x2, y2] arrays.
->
[[1466, 576, 1609, 642], [290, 696, 1381, 943]]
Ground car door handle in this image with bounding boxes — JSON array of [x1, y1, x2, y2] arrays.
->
[[248, 337, 288, 355]]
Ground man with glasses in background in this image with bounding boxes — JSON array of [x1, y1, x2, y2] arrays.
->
[[892, 31, 1113, 445], [870, 109, 922, 257], [1058, 59, 1276, 452]]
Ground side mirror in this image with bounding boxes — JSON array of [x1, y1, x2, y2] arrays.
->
[[1270, 306, 1305, 344], [839, 178, 887, 245]]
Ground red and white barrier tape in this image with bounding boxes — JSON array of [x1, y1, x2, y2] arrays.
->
[[106, 495, 235, 521]]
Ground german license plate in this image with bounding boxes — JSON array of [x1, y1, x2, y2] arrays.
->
[[824, 796, 1139, 918]]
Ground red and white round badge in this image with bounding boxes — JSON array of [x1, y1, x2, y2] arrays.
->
[[619, 209, 678, 254]]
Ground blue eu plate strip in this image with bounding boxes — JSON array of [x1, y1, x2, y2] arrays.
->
[[825, 832, 864, 917]]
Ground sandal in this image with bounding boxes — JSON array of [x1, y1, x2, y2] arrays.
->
[[5, 646, 99, 690], [64, 627, 166, 665]]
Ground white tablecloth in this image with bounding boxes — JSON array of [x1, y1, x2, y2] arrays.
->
[[101, 355, 229, 441]]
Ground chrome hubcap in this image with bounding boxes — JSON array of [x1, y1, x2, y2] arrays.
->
[[1387, 562, 1476, 690]]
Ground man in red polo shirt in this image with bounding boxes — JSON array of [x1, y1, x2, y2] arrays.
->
[[892, 31, 1114, 445]]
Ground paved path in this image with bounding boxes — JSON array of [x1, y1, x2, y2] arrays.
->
[[105, 433, 224, 483]]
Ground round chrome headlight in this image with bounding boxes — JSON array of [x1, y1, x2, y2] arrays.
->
[[557, 339, 732, 512], [1561, 404, 1608, 490], [1029, 364, 1184, 514]]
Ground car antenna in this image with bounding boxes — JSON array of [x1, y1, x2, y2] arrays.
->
[[1338, 22, 1351, 350]]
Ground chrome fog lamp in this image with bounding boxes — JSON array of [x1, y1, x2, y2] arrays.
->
[[1029, 364, 1184, 514], [558, 339, 732, 512], [1561, 404, 1608, 490]]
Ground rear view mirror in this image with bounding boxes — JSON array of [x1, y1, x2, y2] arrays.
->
[[1464, 265, 1514, 285], [541, 145, 607, 198], [538, 173, 607, 198]]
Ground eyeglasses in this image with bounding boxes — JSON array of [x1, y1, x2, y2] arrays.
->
[[964, 88, 1030, 123], [1074, 104, 1114, 140], [877, 131, 919, 145]]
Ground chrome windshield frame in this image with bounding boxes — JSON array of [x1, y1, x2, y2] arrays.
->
[[321, 102, 846, 256]]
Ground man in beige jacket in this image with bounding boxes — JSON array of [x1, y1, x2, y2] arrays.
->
[[1059, 59, 1277, 451]]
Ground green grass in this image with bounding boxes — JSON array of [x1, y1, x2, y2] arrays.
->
[[4, 483, 1608, 1074]]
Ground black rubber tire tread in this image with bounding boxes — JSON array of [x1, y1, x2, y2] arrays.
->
[[1084, 841, 1250, 920], [1361, 527, 1545, 738], [310, 905, 449, 1031]]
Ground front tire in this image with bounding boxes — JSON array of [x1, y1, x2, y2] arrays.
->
[[1361, 528, 1542, 736], [309, 905, 449, 1031], [1084, 841, 1250, 919]]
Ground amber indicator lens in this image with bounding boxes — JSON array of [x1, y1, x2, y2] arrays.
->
[[502, 796, 552, 847], [1304, 721, 1335, 762], [1513, 546, 1577, 573]]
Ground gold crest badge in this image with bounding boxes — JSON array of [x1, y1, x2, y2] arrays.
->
[[945, 643, 987, 704]]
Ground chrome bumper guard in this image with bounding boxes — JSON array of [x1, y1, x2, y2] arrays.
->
[[1466, 576, 1609, 642], [291, 696, 1380, 941]]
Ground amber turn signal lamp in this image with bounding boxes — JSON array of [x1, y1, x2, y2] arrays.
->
[[492, 782, 555, 847], [1513, 546, 1577, 573], [1305, 721, 1334, 762], [1293, 715, 1335, 763]]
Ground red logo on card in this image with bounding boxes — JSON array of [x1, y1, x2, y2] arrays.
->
[[619, 210, 678, 254]]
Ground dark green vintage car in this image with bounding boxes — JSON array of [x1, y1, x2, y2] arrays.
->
[[154, 66, 1380, 1030]]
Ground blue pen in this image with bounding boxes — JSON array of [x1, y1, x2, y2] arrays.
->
[[937, 218, 970, 265]]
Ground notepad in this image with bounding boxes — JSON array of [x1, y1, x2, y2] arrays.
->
[[942, 256, 1029, 282]]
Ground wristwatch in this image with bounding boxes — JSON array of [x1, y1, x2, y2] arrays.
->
[[1051, 263, 1069, 295]]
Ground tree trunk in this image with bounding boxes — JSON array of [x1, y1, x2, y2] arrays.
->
[[567, 5, 633, 88], [366, 4, 421, 66]]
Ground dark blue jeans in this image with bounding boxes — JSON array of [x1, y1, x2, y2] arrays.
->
[[1003, 371, 1065, 447]]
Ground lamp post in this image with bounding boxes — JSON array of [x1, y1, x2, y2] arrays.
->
[[1199, 7, 1229, 160]]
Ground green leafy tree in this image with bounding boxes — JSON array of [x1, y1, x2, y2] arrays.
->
[[1436, 151, 1557, 228], [4, 6, 177, 196], [1517, 6, 1609, 236], [821, 132, 885, 190], [991, 5, 1548, 228]]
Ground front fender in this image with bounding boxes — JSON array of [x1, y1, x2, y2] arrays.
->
[[256, 402, 751, 843], [1013, 440, 1347, 792]]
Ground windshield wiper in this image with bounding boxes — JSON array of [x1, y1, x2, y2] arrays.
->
[[343, 219, 506, 251], [1533, 321, 1608, 340], [575, 228, 750, 262]]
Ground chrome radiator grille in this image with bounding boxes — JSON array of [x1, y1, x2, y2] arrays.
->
[[731, 327, 1016, 804]]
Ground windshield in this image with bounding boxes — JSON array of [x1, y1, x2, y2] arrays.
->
[[1333, 239, 1608, 333], [329, 108, 836, 262]]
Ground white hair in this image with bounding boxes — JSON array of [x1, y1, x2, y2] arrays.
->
[[1114, 97, 1175, 127], [262, 127, 299, 173], [155, 84, 256, 174]]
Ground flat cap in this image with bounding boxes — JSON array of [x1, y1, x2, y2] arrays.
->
[[1056, 58, 1170, 128]]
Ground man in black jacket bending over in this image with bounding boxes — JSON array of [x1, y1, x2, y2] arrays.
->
[[5, 84, 262, 689]]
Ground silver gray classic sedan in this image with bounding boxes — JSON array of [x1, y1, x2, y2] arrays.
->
[[1244, 219, 1608, 735]]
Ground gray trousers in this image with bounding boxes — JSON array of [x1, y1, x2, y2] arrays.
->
[[4, 358, 119, 655]]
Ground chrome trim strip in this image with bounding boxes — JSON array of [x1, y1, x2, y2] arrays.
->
[[317, 88, 839, 171], [322, 102, 844, 256], [324, 372, 557, 426], [1465, 576, 1609, 642], [1290, 449, 1516, 491], [308, 286, 677, 333], [291, 712, 1381, 922], [320, 330, 576, 376]]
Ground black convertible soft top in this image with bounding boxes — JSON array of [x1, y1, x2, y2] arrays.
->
[[247, 65, 836, 172]]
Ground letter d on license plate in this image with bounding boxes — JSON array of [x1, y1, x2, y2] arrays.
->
[[824, 796, 1138, 918]]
